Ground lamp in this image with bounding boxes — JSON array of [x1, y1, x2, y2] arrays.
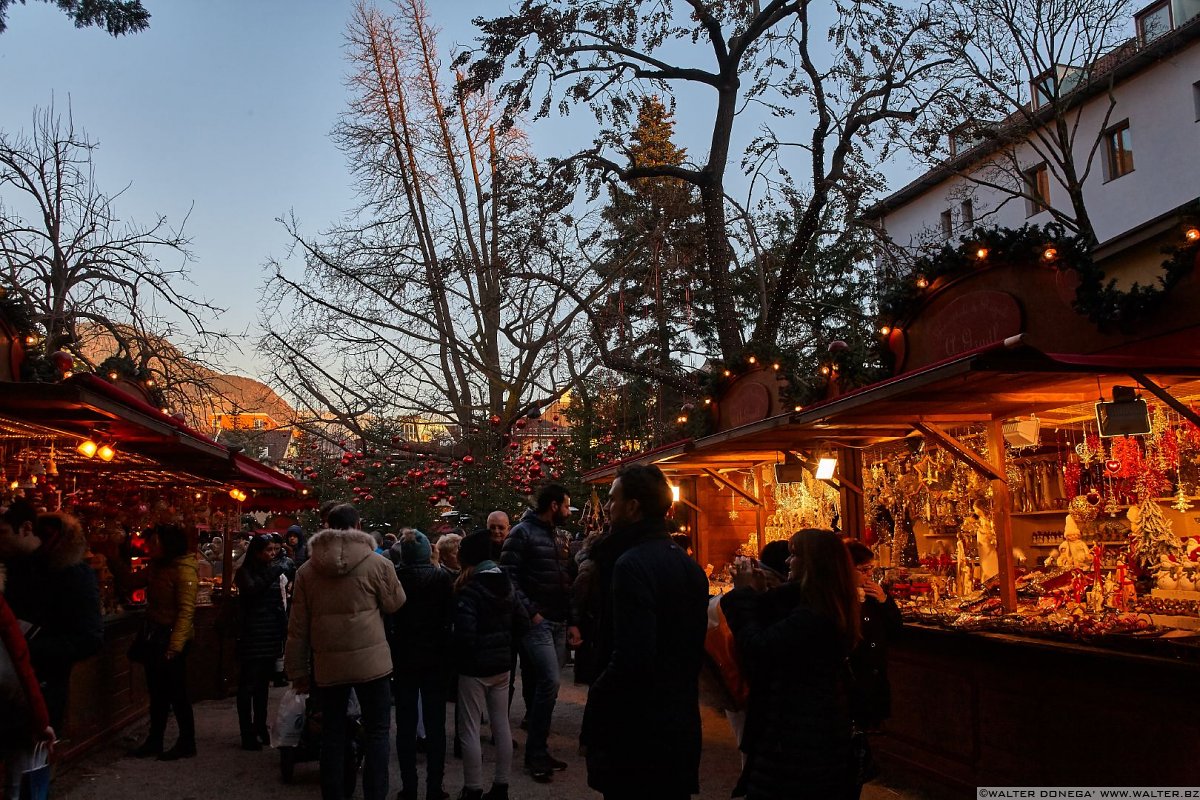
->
[[76, 439, 99, 458], [1095, 386, 1150, 437], [96, 443, 116, 462], [670, 484, 681, 503], [815, 454, 838, 481]]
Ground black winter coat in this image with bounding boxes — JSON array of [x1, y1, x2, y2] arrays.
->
[[389, 563, 453, 675], [850, 595, 902, 729], [5, 556, 103, 684], [234, 561, 288, 661], [580, 519, 709, 797], [499, 510, 574, 623], [722, 584, 857, 800], [453, 567, 530, 678]]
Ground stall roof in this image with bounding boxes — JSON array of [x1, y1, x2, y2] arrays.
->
[[0, 375, 308, 497], [583, 338, 1200, 482]]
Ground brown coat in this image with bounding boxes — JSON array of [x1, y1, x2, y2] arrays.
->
[[284, 528, 406, 687]]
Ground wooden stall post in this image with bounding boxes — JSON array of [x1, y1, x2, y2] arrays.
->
[[837, 447, 865, 539], [986, 419, 1018, 612]]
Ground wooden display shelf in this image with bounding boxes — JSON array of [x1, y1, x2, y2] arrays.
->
[[1011, 496, 1197, 519]]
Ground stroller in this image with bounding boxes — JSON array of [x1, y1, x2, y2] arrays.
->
[[278, 689, 366, 795]]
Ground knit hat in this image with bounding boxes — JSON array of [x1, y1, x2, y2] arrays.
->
[[286, 524, 303, 538], [399, 528, 432, 565], [459, 530, 495, 568]]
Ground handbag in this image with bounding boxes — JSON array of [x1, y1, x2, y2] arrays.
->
[[127, 621, 171, 663], [17, 741, 51, 800]]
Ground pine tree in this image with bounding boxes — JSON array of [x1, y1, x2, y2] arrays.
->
[[1131, 495, 1184, 571]]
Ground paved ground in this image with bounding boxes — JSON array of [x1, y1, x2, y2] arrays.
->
[[54, 670, 936, 799]]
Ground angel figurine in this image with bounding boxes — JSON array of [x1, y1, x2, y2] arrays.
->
[[1044, 516, 1091, 571]]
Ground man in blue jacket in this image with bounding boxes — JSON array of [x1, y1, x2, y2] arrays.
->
[[499, 484, 579, 782]]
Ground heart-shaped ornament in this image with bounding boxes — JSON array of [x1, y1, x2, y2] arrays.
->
[[1105, 459, 1121, 475]]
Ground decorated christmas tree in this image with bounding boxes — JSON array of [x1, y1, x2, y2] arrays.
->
[[1130, 494, 1184, 571]]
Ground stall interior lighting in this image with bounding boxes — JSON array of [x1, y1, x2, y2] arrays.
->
[[815, 457, 838, 480], [229, 488, 248, 502], [670, 484, 681, 503], [76, 439, 99, 458], [96, 443, 116, 462]]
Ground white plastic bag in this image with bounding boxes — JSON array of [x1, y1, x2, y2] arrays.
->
[[271, 688, 307, 748], [346, 688, 361, 718]]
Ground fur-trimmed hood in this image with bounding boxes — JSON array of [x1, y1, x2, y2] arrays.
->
[[306, 528, 379, 577], [38, 514, 89, 572]]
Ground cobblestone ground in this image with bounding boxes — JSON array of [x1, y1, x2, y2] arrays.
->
[[54, 670, 936, 800]]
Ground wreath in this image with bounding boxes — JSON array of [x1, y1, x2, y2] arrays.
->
[[878, 212, 1200, 335]]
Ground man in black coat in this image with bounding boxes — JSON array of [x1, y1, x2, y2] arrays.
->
[[580, 465, 709, 800], [499, 484, 579, 781]]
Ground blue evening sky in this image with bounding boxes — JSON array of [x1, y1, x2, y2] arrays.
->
[[0, 1, 917, 376]]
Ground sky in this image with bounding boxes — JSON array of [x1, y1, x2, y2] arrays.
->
[[0, 0, 919, 379]]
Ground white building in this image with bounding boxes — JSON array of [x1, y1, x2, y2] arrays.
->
[[865, 2, 1200, 265]]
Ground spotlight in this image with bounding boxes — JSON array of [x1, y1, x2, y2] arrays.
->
[[76, 439, 99, 458], [670, 485, 681, 503], [96, 443, 116, 462], [816, 456, 838, 481]]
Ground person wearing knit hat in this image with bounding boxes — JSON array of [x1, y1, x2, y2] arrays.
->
[[452, 529, 529, 800], [390, 528, 454, 800], [399, 529, 433, 565]]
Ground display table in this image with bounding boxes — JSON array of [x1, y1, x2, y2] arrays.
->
[[875, 623, 1200, 792], [60, 602, 239, 761]]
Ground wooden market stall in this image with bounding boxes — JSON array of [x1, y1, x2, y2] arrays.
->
[[0, 371, 311, 760], [583, 224, 1200, 789]]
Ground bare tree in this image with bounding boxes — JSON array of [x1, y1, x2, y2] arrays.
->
[[0, 103, 231, 417], [459, 0, 950, 363], [260, 0, 608, 442], [911, 0, 1139, 245]]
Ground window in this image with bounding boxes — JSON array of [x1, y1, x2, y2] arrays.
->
[[1024, 163, 1050, 216], [1136, 1, 1172, 44], [1103, 121, 1134, 180], [961, 199, 974, 229], [253, 418, 265, 430], [940, 210, 953, 240], [1032, 70, 1057, 108]]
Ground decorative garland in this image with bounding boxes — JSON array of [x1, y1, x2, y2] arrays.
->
[[878, 214, 1200, 335]]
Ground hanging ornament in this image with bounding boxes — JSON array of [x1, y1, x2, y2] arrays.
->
[[1069, 494, 1100, 526]]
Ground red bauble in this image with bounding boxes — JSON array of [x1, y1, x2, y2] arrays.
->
[[515, 418, 528, 429], [428, 495, 440, 505], [50, 350, 74, 372], [391, 435, 401, 444], [509, 441, 519, 450], [363, 494, 374, 502], [489, 414, 502, 426], [459, 490, 469, 498], [532, 450, 543, 461], [462, 454, 475, 465], [372, 462, 383, 469]]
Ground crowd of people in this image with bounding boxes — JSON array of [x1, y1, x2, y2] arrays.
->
[[0, 466, 902, 800]]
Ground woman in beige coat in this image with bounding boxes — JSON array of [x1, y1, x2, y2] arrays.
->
[[285, 504, 405, 800]]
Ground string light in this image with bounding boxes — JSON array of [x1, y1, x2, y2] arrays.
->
[[107, 371, 119, 380], [1186, 227, 1200, 243], [1041, 245, 1058, 262], [974, 247, 989, 260], [772, 362, 780, 371], [879, 325, 891, 336], [915, 274, 929, 289], [747, 355, 757, 365], [820, 365, 831, 376], [722, 369, 731, 377]]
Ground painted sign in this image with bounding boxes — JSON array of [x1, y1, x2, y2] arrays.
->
[[927, 290, 1022, 359]]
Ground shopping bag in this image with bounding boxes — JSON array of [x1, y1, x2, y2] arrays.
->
[[345, 688, 360, 718], [270, 688, 307, 748], [18, 742, 50, 800]]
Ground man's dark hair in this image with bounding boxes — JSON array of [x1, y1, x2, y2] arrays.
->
[[327, 503, 360, 531], [846, 539, 875, 566], [319, 499, 339, 525], [760, 539, 791, 577], [615, 465, 672, 519], [535, 483, 569, 513], [2, 499, 37, 532]]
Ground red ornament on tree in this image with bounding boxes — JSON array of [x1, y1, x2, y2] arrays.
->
[[489, 414, 502, 426], [50, 350, 74, 373], [462, 454, 475, 465]]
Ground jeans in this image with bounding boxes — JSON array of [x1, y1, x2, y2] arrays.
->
[[319, 676, 391, 800], [521, 619, 566, 760], [394, 669, 447, 795], [237, 657, 275, 738], [144, 643, 194, 748], [457, 673, 512, 791]]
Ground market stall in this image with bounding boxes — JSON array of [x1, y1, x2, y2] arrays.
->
[[0, 365, 311, 759], [583, 225, 1200, 788]]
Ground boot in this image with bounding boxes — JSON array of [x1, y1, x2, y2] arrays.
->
[[159, 740, 197, 761], [255, 725, 271, 745], [482, 784, 508, 800]]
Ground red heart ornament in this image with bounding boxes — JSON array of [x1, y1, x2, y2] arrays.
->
[[1105, 459, 1121, 475]]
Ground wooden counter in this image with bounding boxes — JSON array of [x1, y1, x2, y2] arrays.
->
[[875, 624, 1200, 792], [60, 601, 239, 761]]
